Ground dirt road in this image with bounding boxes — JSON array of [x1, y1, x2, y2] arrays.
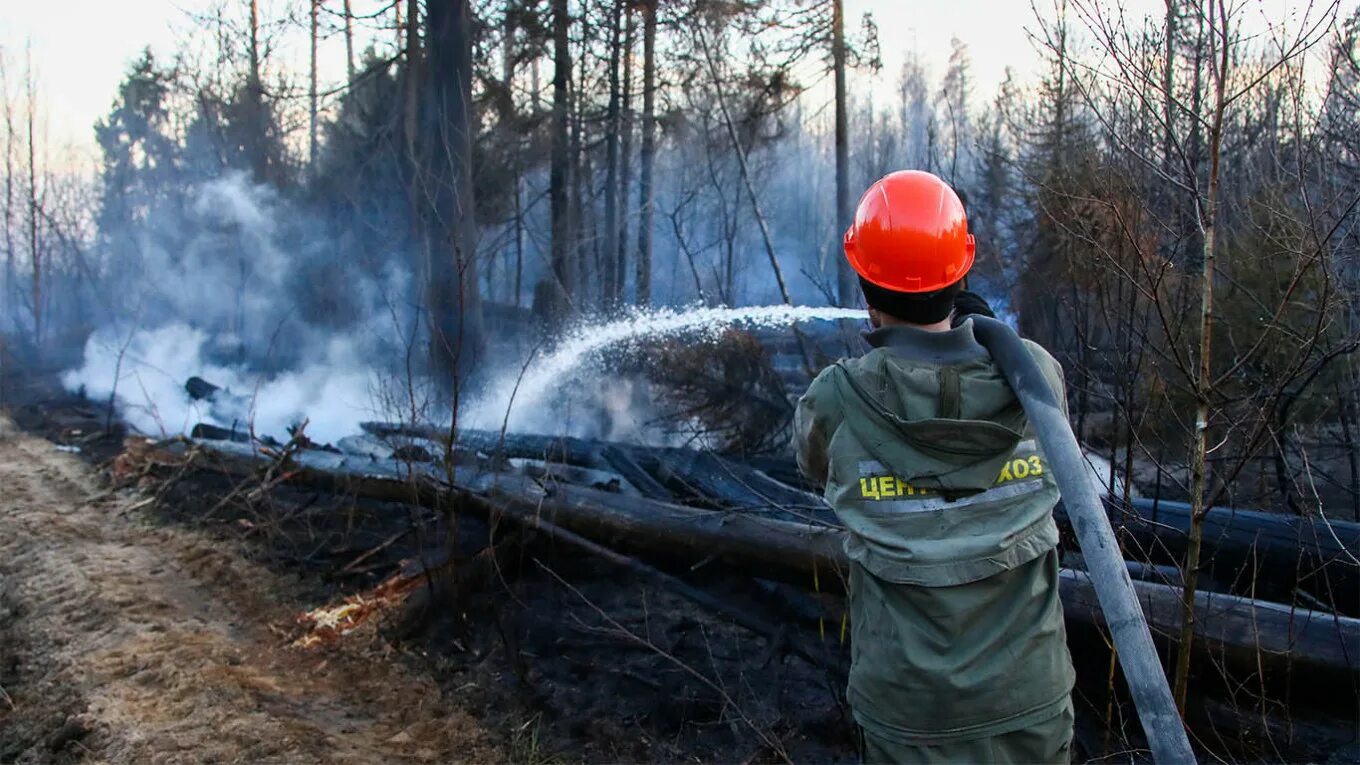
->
[[0, 416, 501, 764]]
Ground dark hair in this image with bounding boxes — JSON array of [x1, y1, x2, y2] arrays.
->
[[859, 276, 962, 325]]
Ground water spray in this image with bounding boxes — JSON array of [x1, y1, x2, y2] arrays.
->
[[466, 304, 866, 432]]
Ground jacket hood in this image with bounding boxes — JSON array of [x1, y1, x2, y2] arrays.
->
[[828, 320, 1027, 490]]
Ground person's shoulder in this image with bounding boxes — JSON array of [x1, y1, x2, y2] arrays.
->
[[1021, 338, 1062, 373], [802, 352, 873, 412], [808, 348, 893, 388], [805, 357, 849, 397]]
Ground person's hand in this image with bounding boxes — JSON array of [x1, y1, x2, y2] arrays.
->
[[952, 290, 995, 327]]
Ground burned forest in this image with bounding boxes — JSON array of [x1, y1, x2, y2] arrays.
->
[[2, 0, 1359, 763]]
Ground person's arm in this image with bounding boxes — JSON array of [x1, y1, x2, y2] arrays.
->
[[793, 370, 841, 486]]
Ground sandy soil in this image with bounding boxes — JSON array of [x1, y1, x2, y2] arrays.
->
[[0, 416, 501, 764]]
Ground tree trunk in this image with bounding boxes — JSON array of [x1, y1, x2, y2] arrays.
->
[[503, 6, 523, 307], [513, 180, 524, 307], [247, 0, 267, 184], [617, 4, 635, 305], [422, 0, 483, 388], [343, 0, 356, 80], [832, 0, 855, 307], [1053, 0, 1068, 173], [403, 0, 421, 163], [1341, 378, 1360, 522], [571, 16, 589, 308], [249, 0, 260, 85], [1162, 0, 1176, 175], [546, 0, 573, 320], [3, 60, 15, 327], [634, 0, 657, 307], [25, 73, 40, 345], [531, 54, 541, 112], [602, 0, 624, 309], [309, 0, 319, 174], [1173, 0, 1230, 710]]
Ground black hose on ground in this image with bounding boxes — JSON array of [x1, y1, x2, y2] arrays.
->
[[968, 316, 1196, 764]]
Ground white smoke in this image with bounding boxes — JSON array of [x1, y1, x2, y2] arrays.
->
[[63, 323, 389, 444], [62, 172, 418, 443]]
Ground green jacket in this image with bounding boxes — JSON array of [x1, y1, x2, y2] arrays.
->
[[794, 320, 1075, 744]]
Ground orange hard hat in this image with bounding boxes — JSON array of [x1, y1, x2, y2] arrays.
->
[[843, 170, 975, 294]]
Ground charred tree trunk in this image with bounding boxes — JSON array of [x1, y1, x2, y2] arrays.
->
[[247, 0, 268, 184], [503, 5, 523, 307], [1342, 378, 1360, 521], [546, 0, 573, 320], [617, 4, 635, 305], [309, 0, 319, 173], [403, 0, 422, 164], [602, 0, 624, 309], [572, 13, 591, 309], [634, 0, 657, 307], [832, 0, 855, 307], [422, 0, 484, 386]]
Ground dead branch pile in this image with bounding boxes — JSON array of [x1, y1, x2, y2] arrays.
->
[[630, 329, 794, 454]]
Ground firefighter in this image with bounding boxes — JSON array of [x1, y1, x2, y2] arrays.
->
[[794, 170, 1076, 764]]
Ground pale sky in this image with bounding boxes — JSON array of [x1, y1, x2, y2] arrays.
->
[[0, 0, 1334, 167]]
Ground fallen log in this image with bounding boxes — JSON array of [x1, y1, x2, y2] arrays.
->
[[168, 436, 1359, 694], [361, 423, 1359, 613], [361, 423, 833, 523], [1059, 568, 1358, 672], [598, 445, 674, 500], [727, 450, 1360, 614], [1099, 497, 1360, 617], [637, 449, 823, 512]]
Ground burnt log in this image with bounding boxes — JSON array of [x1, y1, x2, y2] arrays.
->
[[361, 424, 831, 523], [361, 422, 1360, 612], [719, 449, 1360, 614], [185, 376, 220, 401], [173, 436, 1360, 695], [1100, 497, 1360, 617], [190, 422, 250, 443], [598, 445, 673, 500], [638, 449, 822, 513]]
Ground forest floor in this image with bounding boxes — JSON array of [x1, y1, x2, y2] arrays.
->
[[0, 352, 856, 765], [0, 415, 503, 764]]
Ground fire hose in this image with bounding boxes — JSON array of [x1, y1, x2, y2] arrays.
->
[[966, 315, 1197, 764]]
